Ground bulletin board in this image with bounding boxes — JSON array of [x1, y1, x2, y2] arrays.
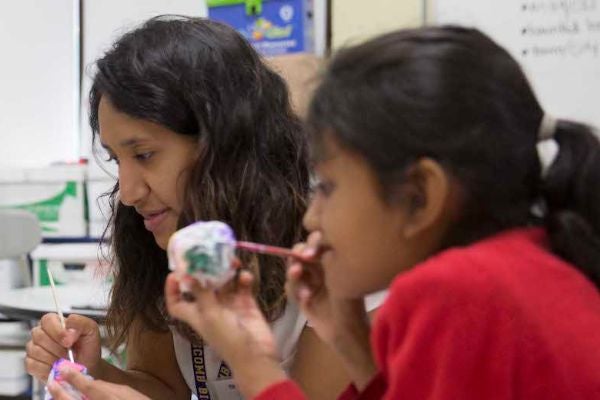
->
[[427, 0, 600, 130], [332, 0, 426, 49]]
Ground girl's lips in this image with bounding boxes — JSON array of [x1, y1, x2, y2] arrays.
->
[[142, 209, 169, 232], [319, 245, 334, 263], [316, 243, 333, 257]]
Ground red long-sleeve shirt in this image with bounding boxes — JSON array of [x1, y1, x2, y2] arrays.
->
[[255, 228, 600, 399]]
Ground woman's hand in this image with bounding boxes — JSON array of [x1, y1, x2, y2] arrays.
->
[[26, 313, 102, 382], [47, 367, 150, 400], [164, 270, 288, 398]]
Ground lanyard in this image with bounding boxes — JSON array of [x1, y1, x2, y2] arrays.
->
[[191, 343, 212, 400]]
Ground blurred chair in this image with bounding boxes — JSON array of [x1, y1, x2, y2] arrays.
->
[[0, 210, 42, 397], [0, 209, 42, 259]]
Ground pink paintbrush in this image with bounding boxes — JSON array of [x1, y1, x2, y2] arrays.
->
[[234, 241, 311, 262]]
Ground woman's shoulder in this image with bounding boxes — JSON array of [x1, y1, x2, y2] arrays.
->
[[271, 300, 308, 360]]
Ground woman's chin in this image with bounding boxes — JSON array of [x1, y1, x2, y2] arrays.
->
[[154, 233, 170, 250]]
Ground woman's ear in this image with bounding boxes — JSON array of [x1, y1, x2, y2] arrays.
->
[[399, 158, 453, 239]]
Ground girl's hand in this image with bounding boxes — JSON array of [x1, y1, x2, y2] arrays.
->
[[164, 270, 287, 398], [286, 231, 365, 347], [26, 313, 102, 382], [47, 367, 150, 400], [285, 231, 337, 343], [286, 231, 377, 389]]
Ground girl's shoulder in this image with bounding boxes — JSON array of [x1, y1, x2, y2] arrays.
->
[[392, 228, 546, 291], [378, 226, 600, 329]]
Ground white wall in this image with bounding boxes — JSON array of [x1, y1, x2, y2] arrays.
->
[[0, 0, 80, 168], [0, 0, 208, 170], [80, 0, 209, 161], [0, 0, 329, 170]]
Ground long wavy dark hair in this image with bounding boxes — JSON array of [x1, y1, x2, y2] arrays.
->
[[89, 16, 310, 347], [308, 26, 600, 287]]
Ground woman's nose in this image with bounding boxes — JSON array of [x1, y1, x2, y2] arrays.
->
[[118, 163, 149, 207]]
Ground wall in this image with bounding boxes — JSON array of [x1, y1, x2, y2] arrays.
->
[[0, 0, 80, 167], [429, 0, 600, 129], [331, 0, 425, 49], [80, 0, 209, 159]]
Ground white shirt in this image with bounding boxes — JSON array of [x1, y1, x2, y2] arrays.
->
[[171, 301, 306, 400], [171, 290, 387, 400]]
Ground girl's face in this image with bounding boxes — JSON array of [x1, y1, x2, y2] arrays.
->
[[98, 97, 198, 249], [303, 135, 408, 298]]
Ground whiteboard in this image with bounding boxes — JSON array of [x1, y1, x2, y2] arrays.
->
[[428, 0, 600, 130], [0, 0, 80, 167]]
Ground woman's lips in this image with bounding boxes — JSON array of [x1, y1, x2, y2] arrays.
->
[[142, 209, 169, 232]]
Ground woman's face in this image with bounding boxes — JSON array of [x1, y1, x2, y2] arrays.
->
[[98, 97, 198, 249]]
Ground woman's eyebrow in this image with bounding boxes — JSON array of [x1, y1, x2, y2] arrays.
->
[[100, 137, 148, 151]]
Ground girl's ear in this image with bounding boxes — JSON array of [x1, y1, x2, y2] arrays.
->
[[399, 158, 454, 239]]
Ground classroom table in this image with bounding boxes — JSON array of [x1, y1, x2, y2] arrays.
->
[[0, 283, 109, 400], [0, 283, 109, 323]]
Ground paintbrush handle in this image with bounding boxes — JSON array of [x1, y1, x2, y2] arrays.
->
[[47, 269, 75, 363], [235, 241, 306, 260]]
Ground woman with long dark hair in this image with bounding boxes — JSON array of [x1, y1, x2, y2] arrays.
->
[[26, 16, 349, 399]]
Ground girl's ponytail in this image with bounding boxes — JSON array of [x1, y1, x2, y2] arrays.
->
[[543, 120, 600, 288]]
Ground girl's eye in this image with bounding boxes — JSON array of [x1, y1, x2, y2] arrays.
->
[[135, 152, 153, 162], [315, 180, 335, 197]]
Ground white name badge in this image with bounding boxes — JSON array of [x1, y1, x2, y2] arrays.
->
[[209, 379, 244, 400]]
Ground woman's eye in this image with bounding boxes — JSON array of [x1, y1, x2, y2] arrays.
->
[[105, 155, 120, 165], [135, 152, 153, 162]]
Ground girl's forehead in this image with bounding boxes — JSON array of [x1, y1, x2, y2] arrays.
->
[[310, 130, 341, 164]]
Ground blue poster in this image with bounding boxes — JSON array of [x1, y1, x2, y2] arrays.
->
[[208, 0, 313, 56]]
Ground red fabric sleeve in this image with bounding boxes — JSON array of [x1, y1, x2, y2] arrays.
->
[[337, 384, 360, 400], [251, 374, 387, 400], [373, 259, 521, 400], [367, 229, 600, 399], [338, 373, 387, 400]]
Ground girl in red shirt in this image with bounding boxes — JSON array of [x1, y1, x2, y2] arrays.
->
[[51, 26, 600, 400]]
